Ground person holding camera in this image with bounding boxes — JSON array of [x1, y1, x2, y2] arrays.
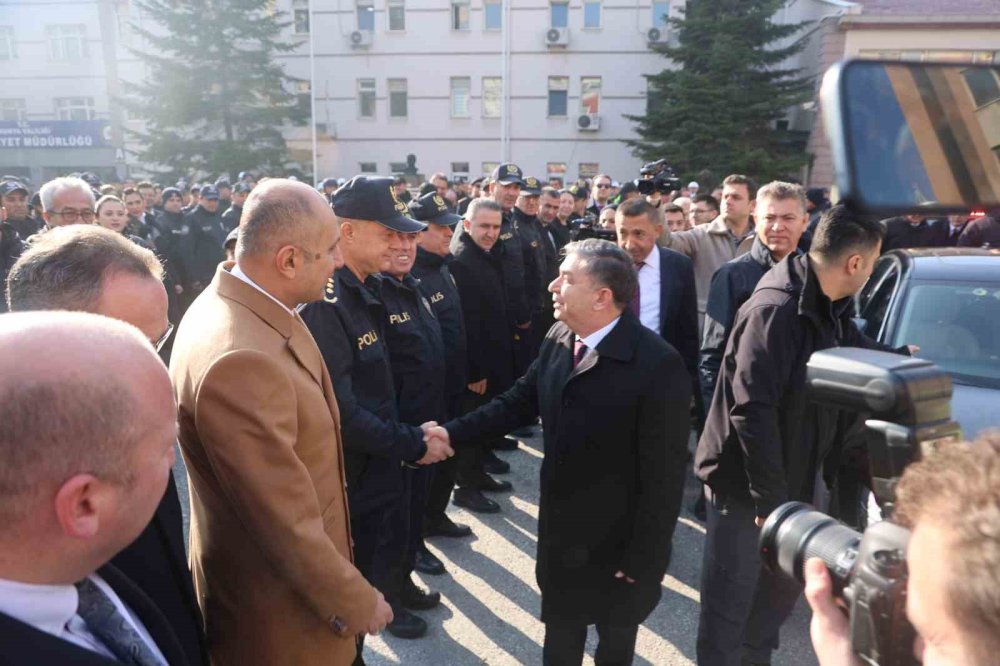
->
[[805, 433, 1000, 666]]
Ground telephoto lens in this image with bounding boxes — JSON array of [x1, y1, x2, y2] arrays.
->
[[759, 502, 862, 591]]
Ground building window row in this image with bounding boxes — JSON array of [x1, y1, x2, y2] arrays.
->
[[0, 97, 95, 121], [352, 161, 599, 180], [0, 24, 91, 61]]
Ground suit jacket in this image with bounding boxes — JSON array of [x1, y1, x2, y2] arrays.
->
[[927, 220, 967, 247], [110, 473, 208, 666], [169, 264, 376, 666], [445, 313, 691, 626], [654, 246, 699, 381], [0, 564, 189, 666]]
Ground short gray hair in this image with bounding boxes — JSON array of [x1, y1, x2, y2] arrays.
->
[[6, 226, 164, 311], [465, 197, 502, 222], [39, 176, 95, 212], [563, 238, 637, 310], [756, 181, 807, 213]]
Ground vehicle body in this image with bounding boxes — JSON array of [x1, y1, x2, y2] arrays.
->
[[854, 247, 1000, 438]]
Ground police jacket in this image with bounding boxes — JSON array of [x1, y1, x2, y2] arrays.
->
[[155, 210, 194, 290], [412, 248, 467, 405], [699, 236, 791, 408], [7, 216, 40, 241], [451, 233, 516, 396], [694, 254, 907, 518], [499, 210, 530, 327], [513, 208, 548, 313], [300, 267, 427, 515], [0, 222, 25, 313], [381, 273, 447, 425], [220, 204, 242, 233], [184, 206, 225, 287]]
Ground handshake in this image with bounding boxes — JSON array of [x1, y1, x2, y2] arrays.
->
[[416, 421, 454, 465]]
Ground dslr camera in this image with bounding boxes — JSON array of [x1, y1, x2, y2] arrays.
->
[[569, 212, 617, 242], [759, 348, 961, 666], [635, 158, 682, 196]]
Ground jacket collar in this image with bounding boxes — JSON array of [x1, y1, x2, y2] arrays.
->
[[337, 266, 383, 306], [415, 246, 445, 270], [215, 262, 294, 339], [749, 235, 800, 269], [560, 310, 641, 382], [706, 214, 754, 241]]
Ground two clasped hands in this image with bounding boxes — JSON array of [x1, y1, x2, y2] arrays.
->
[[416, 421, 454, 465]]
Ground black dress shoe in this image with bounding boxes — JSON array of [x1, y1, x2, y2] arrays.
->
[[482, 450, 510, 475], [453, 488, 501, 513], [509, 425, 535, 437], [386, 609, 427, 639], [401, 577, 441, 610], [424, 515, 473, 538], [476, 473, 512, 493], [413, 546, 446, 575]]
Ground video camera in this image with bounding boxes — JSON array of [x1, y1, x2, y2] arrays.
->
[[759, 348, 961, 666], [635, 159, 681, 196], [569, 212, 617, 242]]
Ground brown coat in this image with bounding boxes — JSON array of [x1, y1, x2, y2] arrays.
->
[[169, 264, 376, 666]]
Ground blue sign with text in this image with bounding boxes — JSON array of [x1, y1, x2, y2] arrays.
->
[[0, 120, 110, 149]]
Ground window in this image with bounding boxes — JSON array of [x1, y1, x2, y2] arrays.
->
[[293, 0, 309, 33], [359, 162, 377, 173], [358, 78, 376, 118], [47, 24, 87, 61], [550, 1, 568, 28], [482, 77, 502, 118], [482, 162, 499, 176], [0, 26, 16, 60], [578, 162, 600, 178], [0, 98, 26, 121], [652, 1, 669, 28], [356, 0, 374, 31], [294, 80, 311, 114], [451, 162, 470, 175], [388, 78, 407, 118], [583, 1, 601, 28], [55, 96, 95, 120], [962, 68, 1000, 108], [646, 79, 663, 114], [484, 0, 501, 30], [388, 0, 405, 31], [450, 77, 471, 118], [547, 162, 567, 179], [451, 0, 470, 30], [859, 261, 899, 337], [580, 76, 601, 114], [548, 76, 568, 117]]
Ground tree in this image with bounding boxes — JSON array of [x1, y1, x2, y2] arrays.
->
[[626, 0, 813, 184], [124, 0, 307, 183]]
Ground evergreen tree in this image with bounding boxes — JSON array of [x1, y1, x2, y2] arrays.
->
[[627, 0, 813, 184], [124, 0, 307, 183]]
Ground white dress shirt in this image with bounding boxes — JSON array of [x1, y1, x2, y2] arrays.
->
[[231, 263, 295, 316], [578, 315, 622, 354], [637, 245, 662, 335], [0, 574, 167, 664]]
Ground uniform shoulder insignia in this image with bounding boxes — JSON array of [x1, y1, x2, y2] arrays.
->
[[324, 276, 338, 303]]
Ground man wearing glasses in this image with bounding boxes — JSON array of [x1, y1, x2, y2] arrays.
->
[[5, 225, 208, 666], [38, 176, 97, 230], [587, 174, 615, 217]]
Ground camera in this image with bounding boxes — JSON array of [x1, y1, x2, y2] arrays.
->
[[570, 212, 617, 242], [759, 348, 962, 666], [636, 159, 682, 195]]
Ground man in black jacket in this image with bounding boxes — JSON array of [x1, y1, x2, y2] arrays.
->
[[183, 185, 226, 293], [430, 239, 690, 666], [694, 205, 911, 666], [513, 177, 549, 366], [957, 213, 1000, 247], [1, 180, 41, 241], [881, 213, 934, 252], [927, 213, 969, 247], [699, 181, 810, 408], [220, 182, 251, 233]]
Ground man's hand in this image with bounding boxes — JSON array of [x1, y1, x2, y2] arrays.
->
[[467, 379, 487, 395], [804, 558, 860, 666], [417, 423, 454, 465], [907, 344, 921, 356], [755, 516, 765, 528], [365, 590, 393, 636], [614, 570, 635, 584]]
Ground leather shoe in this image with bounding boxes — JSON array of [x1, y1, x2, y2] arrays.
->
[[476, 473, 512, 493], [494, 436, 519, 451], [424, 515, 472, 538], [386, 609, 427, 639], [401, 577, 441, 610], [413, 546, 446, 575], [453, 488, 500, 513], [482, 450, 510, 475]]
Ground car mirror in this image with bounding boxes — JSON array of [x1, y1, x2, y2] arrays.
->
[[821, 60, 1000, 215]]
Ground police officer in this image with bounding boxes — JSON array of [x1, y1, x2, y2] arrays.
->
[[184, 184, 226, 294], [220, 181, 251, 232], [300, 176, 453, 656], [512, 176, 549, 362], [377, 192, 455, 638], [154, 187, 194, 322], [214, 177, 232, 213], [0, 180, 41, 240]]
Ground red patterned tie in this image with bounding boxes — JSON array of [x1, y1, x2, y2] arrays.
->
[[573, 339, 588, 368], [630, 261, 645, 316]]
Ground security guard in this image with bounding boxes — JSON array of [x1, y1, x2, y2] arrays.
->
[[512, 176, 549, 364], [376, 192, 453, 639], [300, 176, 453, 653]]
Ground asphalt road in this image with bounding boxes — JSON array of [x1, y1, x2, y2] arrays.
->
[[173, 428, 819, 665]]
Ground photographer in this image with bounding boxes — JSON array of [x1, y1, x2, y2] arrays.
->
[[805, 433, 1000, 666]]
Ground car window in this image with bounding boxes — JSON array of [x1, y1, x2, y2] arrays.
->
[[860, 264, 899, 337], [857, 257, 893, 312]]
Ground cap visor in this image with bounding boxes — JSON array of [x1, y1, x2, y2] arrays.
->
[[428, 212, 462, 227], [377, 213, 427, 233], [497, 177, 526, 186]]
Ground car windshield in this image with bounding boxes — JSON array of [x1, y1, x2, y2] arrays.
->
[[891, 280, 1000, 389]]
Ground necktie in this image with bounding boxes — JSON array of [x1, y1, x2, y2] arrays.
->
[[630, 261, 645, 317], [573, 339, 588, 368], [75, 578, 164, 666]]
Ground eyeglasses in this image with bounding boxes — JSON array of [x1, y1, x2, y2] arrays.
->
[[51, 208, 95, 223], [153, 322, 174, 352], [595, 183, 612, 189]]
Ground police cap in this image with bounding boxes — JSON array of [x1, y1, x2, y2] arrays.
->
[[521, 176, 542, 196], [331, 175, 426, 233], [490, 163, 525, 187], [0, 180, 28, 197], [200, 185, 220, 200], [409, 192, 461, 227]]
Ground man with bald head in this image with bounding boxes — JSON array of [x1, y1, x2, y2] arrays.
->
[[0, 311, 188, 665], [169, 178, 391, 666]]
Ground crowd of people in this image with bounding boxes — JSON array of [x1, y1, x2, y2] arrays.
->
[[0, 163, 998, 666]]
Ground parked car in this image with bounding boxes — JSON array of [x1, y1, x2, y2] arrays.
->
[[855, 247, 1000, 437]]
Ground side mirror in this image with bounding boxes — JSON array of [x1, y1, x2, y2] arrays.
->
[[821, 60, 1000, 215]]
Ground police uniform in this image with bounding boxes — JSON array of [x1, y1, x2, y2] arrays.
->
[[512, 177, 551, 365], [183, 185, 226, 291]]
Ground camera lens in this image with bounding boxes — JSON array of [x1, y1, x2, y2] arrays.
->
[[760, 502, 862, 590]]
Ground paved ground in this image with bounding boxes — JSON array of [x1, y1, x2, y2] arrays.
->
[[174, 428, 819, 665]]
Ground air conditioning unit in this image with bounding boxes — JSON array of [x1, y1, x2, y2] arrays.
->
[[646, 26, 670, 46], [576, 113, 600, 131], [348, 30, 372, 48], [545, 27, 569, 48]]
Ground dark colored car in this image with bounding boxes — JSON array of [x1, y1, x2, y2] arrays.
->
[[855, 248, 1000, 437]]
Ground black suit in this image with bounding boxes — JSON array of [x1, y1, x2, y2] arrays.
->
[[110, 473, 208, 666], [444, 313, 691, 662], [0, 565, 190, 666], [927, 220, 968, 247], [651, 247, 699, 383]]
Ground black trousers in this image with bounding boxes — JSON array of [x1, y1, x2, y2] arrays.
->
[[542, 620, 638, 666], [696, 491, 801, 666], [425, 392, 463, 525], [350, 507, 389, 666]]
